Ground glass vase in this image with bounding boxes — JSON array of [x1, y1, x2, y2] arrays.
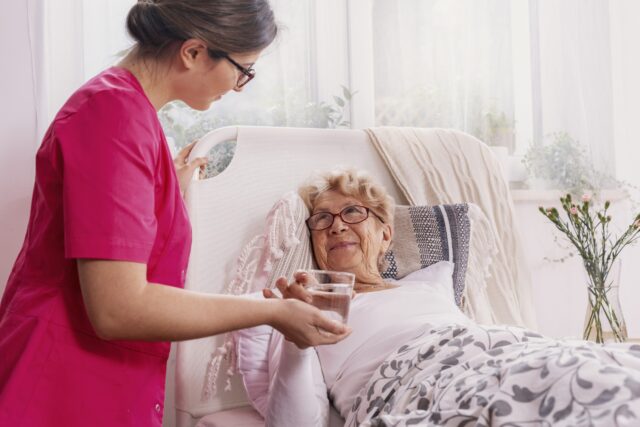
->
[[583, 260, 628, 344]]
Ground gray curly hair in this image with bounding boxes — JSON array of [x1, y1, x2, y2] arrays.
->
[[298, 168, 395, 227]]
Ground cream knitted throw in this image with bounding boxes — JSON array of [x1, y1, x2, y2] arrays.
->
[[366, 127, 537, 329]]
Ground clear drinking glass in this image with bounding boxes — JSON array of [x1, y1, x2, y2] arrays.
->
[[303, 270, 355, 324]]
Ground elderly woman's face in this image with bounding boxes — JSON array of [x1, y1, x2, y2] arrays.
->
[[310, 190, 392, 280]]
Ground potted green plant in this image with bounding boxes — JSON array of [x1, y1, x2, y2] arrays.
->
[[478, 109, 516, 152], [523, 132, 616, 195]]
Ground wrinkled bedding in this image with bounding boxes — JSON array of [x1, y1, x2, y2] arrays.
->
[[347, 324, 640, 426]]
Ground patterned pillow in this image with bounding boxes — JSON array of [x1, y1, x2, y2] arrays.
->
[[381, 204, 471, 308]]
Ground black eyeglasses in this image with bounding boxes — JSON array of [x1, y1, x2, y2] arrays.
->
[[306, 205, 384, 231], [208, 50, 255, 89]]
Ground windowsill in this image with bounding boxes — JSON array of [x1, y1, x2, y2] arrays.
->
[[509, 186, 629, 202]]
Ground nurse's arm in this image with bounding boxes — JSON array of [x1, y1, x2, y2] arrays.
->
[[76, 259, 350, 345]]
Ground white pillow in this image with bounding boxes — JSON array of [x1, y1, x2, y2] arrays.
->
[[399, 260, 457, 301]]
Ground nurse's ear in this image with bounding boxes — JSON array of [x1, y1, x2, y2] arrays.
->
[[178, 38, 209, 70]]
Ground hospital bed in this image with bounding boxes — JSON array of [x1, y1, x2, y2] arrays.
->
[[168, 126, 640, 427], [171, 125, 514, 426], [169, 126, 406, 426]]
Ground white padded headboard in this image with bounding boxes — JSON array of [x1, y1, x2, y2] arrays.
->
[[174, 126, 407, 426]]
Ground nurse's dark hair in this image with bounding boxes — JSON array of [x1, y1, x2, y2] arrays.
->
[[126, 0, 278, 59]]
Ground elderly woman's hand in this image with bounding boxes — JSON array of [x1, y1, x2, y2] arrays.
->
[[262, 271, 314, 303], [173, 141, 208, 197], [263, 272, 356, 303]]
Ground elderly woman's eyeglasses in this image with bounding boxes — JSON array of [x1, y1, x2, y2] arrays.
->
[[306, 205, 383, 231]]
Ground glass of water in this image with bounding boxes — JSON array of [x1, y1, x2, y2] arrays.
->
[[303, 269, 355, 324]]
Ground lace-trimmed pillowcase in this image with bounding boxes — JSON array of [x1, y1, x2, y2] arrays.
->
[[225, 192, 314, 415], [202, 191, 313, 401]]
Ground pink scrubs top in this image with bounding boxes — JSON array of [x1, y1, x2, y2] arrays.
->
[[0, 67, 191, 426]]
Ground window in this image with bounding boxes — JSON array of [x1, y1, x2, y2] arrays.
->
[[42, 0, 636, 188], [371, 0, 516, 153]]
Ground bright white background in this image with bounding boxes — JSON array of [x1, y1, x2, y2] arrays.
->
[[0, 1, 40, 299], [2, 0, 640, 347], [2, 2, 640, 426]]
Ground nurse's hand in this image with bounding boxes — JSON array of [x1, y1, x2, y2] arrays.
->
[[264, 273, 351, 349], [268, 298, 351, 349], [173, 141, 208, 196]]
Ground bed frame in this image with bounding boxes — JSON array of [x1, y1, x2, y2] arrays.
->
[[170, 126, 408, 427]]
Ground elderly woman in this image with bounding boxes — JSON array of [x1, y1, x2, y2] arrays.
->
[[261, 168, 640, 427], [263, 168, 470, 426]]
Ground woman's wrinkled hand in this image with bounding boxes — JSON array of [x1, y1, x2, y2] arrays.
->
[[262, 271, 314, 303], [173, 141, 208, 197]]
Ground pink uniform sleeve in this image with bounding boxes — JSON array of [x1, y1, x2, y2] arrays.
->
[[58, 90, 159, 263]]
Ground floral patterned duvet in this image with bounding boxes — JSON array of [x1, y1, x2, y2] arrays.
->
[[346, 324, 640, 426]]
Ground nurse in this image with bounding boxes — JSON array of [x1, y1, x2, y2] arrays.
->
[[0, 1, 349, 426]]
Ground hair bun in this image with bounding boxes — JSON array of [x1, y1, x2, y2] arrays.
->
[[126, 1, 171, 47], [125, 0, 278, 60]]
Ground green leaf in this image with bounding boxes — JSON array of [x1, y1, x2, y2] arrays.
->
[[334, 96, 345, 107], [342, 86, 352, 101]]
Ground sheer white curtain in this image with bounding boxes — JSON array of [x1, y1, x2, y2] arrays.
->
[[159, 0, 351, 152], [40, 0, 351, 153], [0, 0, 44, 293], [535, 0, 615, 174], [372, 0, 516, 151], [610, 0, 640, 190], [223, 0, 349, 123], [37, 0, 639, 186], [368, 0, 630, 183], [42, 0, 134, 133]]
